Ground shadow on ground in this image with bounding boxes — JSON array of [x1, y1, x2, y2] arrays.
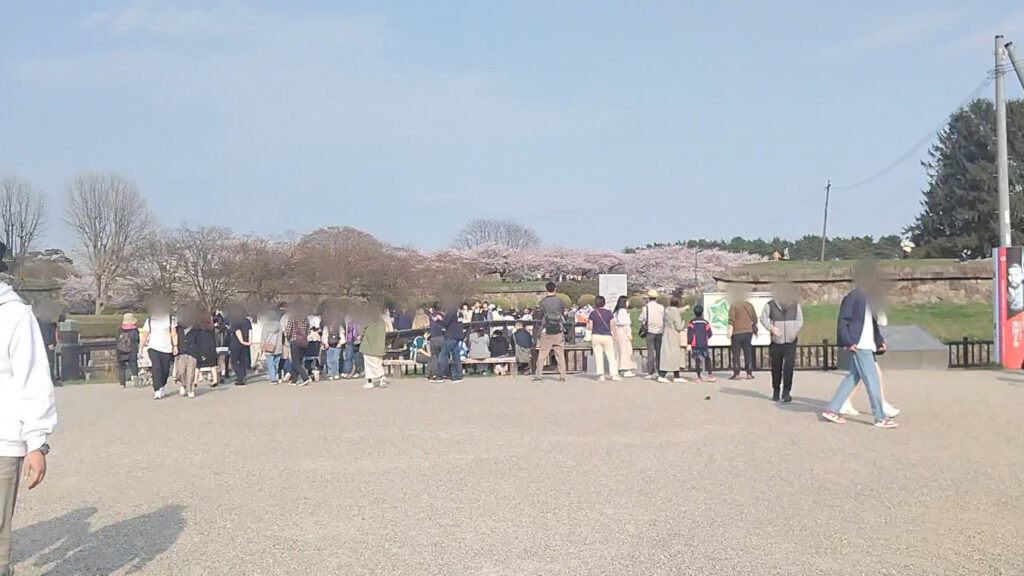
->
[[14, 504, 186, 575], [717, 387, 824, 414]]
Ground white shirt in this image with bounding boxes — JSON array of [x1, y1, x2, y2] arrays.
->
[[144, 315, 176, 354], [614, 308, 631, 327], [856, 304, 876, 352]]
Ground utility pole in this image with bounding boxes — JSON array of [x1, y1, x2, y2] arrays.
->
[[996, 35, 1012, 247], [820, 179, 831, 262], [1006, 41, 1024, 91]]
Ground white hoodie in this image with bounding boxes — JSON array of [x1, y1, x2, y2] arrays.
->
[[0, 282, 57, 457]]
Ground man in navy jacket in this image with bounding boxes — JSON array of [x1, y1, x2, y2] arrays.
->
[[821, 263, 897, 428]]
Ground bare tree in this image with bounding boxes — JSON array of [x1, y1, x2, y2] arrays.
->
[[0, 175, 47, 260], [451, 219, 541, 251], [229, 236, 297, 304], [64, 173, 150, 314], [173, 225, 238, 313], [129, 228, 181, 303]]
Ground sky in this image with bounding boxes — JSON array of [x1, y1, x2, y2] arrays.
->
[[3, 0, 1024, 252]]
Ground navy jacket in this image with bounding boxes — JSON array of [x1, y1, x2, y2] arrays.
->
[[442, 311, 465, 341], [836, 288, 884, 349]]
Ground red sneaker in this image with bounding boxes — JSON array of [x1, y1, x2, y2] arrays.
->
[[821, 410, 846, 424]]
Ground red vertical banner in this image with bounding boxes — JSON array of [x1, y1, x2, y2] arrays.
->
[[997, 247, 1024, 369]]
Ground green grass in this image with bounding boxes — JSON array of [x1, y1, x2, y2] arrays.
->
[[69, 314, 148, 340], [795, 302, 992, 343], [625, 302, 992, 344], [738, 258, 984, 271]]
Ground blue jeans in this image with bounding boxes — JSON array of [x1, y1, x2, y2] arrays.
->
[[265, 354, 281, 383], [343, 342, 354, 374], [827, 349, 886, 422], [325, 347, 342, 378], [439, 339, 464, 381]]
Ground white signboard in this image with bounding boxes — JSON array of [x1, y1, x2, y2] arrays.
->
[[598, 274, 628, 310], [702, 291, 774, 347]]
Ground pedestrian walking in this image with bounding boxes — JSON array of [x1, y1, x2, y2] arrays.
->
[[438, 304, 465, 383], [229, 307, 253, 386], [588, 296, 619, 381], [140, 299, 175, 400], [641, 290, 665, 379], [174, 304, 202, 398], [761, 283, 803, 402], [426, 304, 445, 381], [727, 292, 757, 380], [261, 311, 284, 385], [821, 263, 898, 429], [687, 306, 714, 382], [115, 313, 140, 388], [361, 308, 389, 389], [533, 282, 567, 382], [285, 307, 312, 386], [612, 296, 637, 378], [0, 259, 58, 576], [658, 296, 687, 383]]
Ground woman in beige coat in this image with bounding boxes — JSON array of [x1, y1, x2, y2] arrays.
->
[[658, 296, 687, 383]]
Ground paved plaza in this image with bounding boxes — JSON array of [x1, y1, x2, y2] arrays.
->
[[10, 369, 1024, 575]]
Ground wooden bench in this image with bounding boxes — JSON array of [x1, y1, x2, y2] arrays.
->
[[463, 357, 518, 376], [383, 357, 519, 377]]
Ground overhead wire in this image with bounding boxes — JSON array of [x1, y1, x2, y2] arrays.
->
[[829, 74, 997, 192]]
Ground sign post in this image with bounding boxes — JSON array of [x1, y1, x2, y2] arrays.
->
[[598, 274, 628, 310]]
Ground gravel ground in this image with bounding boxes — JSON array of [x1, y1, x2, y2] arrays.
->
[[9, 369, 1024, 576]]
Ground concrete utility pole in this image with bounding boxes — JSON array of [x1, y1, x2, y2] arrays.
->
[[1006, 42, 1024, 91], [996, 35, 1012, 247], [820, 179, 831, 262]]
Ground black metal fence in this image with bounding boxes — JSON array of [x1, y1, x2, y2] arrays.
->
[[946, 338, 995, 368], [52, 333, 998, 382]]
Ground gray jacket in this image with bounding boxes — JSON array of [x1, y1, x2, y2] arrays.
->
[[760, 300, 803, 344]]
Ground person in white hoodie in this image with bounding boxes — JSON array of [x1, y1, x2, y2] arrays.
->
[[0, 246, 58, 574]]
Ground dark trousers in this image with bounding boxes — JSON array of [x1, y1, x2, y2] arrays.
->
[[769, 342, 797, 393], [289, 342, 310, 382], [149, 349, 173, 392], [439, 339, 463, 381], [117, 359, 138, 387], [231, 347, 249, 385], [645, 333, 663, 374], [730, 333, 754, 376], [428, 336, 444, 378], [692, 349, 712, 377]]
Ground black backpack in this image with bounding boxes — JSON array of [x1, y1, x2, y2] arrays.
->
[[327, 324, 343, 347], [116, 330, 134, 354]]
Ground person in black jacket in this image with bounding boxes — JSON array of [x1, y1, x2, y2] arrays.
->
[[438, 306, 465, 382], [821, 263, 897, 428], [116, 313, 141, 388], [195, 313, 220, 387], [174, 304, 203, 398]]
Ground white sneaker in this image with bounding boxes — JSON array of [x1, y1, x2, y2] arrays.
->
[[622, 371, 636, 378], [839, 400, 859, 416], [363, 381, 375, 389], [187, 391, 196, 399], [883, 402, 901, 418], [657, 377, 671, 383], [154, 389, 163, 400], [378, 378, 388, 389], [611, 376, 623, 382], [179, 386, 186, 397], [597, 375, 606, 382], [645, 373, 658, 380], [297, 379, 311, 387]]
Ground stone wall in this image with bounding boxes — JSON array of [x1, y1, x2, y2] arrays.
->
[[715, 261, 993, 305]]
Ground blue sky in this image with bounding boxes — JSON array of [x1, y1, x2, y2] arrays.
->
[[2, 1, 1023, 251]]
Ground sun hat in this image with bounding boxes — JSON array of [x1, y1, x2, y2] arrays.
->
[[646, 289, 659, 298], [122, 313, 138, 326]]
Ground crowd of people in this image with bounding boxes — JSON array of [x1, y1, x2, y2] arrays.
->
[[110, 274, 902, 429]]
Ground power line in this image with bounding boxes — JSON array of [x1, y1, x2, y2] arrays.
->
[[831, 75, 995, 192]]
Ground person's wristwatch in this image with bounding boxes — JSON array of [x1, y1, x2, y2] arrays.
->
[[35, 443, 50, 456]]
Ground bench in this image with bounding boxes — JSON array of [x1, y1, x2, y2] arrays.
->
[[382, 356, 519, 377]]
